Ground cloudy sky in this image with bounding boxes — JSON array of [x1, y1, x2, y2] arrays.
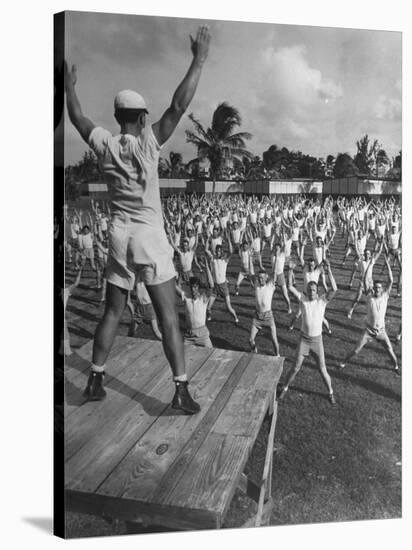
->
[[61, 11, 401, 166]]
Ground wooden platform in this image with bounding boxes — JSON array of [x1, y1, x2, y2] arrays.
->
[[64, 336, 283, 530]]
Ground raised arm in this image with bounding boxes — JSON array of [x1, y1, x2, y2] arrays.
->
[[152, 25, 211, 146], [65, 62, 95, 144], [323, 260, 337, 301], [287, 262, 301, 300], [385, 254, 393, 295]]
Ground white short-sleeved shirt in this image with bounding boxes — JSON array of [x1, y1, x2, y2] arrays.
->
[[272, 252, 286, 275], [212, 258, 228, 284], [88, 126, 162, 225]]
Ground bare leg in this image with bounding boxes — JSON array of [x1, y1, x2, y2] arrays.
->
[[270, 324, 280, 356], [151, 318, 163, 340], [280, 284, 292, 313], [224, 295, 239, 322], [315, 350, 333, 394], [146, 278, 185, 377], [280, 353, 305, 393], [249, 325, 258, 352], [348, 286, 363, 318], [92, 282, 128, 365]]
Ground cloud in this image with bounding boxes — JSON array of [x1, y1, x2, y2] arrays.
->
[[259, 45, 343, 106], [374, 95, 402, 121], [251, 44, 343, 151]]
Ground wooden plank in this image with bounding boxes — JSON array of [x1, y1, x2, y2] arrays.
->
[[211, 357, 283, 438], [66, 489, 218, 531], [236, 355, 283, 391], [65, 343, 214, 493], [97, 348, 243, 502], [211, 388, 268, 438], [65, 338, 161, 459], [149, 353, 254, 506], [64, 337, 148, 418], [163, 433, 250, 527]]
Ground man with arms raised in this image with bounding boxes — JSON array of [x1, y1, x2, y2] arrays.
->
[[278, 259, 338, 405], [339, 255, 400, 375], [65, 25, 211, 414]]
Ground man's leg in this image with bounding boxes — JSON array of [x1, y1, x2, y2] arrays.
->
[[249, 324, 259, 352], [339, 332, 369, 368], [347, 286, 363, 318], [235, 272, 245, 295], [379, 332, 400, 373], [92, 282, 128, 365], [207, 294, 216, 320], [151, 318, 163, 341], [85, 282, 128, 400], [224, 295, 239, 323], [280, 283, 292, 314], [146, 278, 185, 377], [269, 324, 280, 356], [315, 347, 335, 402], [349, 258, 359, 287], [147, 277, 200, 414], [278, 353, 305, 400]]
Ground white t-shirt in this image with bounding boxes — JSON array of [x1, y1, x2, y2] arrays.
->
[[79, 233, 93, 249], [180, 250, 194, 272], [272, 252, 286, 275], [212, 258, 228, 284], [89, 126, 162, 225]]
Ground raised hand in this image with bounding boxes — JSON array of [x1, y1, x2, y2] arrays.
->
[[64, 61, 78, 88], [190, 25, 211, 65]]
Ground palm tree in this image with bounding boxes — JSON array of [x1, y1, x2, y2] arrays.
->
[[185, 102, 253, 193]]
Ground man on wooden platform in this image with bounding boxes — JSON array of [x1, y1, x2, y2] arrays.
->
[[65, 25, 211, 414]]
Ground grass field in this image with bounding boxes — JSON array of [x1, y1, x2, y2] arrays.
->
[[64, 227, 401, 537]]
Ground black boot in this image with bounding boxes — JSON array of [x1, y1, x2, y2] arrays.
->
[[172, 381, 200, 415], [84, 371, 107, 401]]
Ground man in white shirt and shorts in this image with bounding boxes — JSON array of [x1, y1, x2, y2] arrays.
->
[[65, 25, 211, 414], [278, 259, 338, 405], [249, 269, 280, 356], [339, 255, 400, 375]]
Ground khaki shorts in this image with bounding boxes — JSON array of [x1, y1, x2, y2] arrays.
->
[[252, 310, 276, 330], [82, 247, 95, 260], [106, 213, 176, 290], [357, 327, 391, 347], [212, 281, 230, 298], [298, 334, 324, 358], [184, 325, 213, 347]]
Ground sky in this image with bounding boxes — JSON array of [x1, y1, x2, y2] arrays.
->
[[60, 11, 402, 167]]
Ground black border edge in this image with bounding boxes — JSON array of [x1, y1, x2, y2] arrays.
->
[[54, 10, 66, 540]]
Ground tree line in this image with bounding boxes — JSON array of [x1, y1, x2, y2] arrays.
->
[[65, 102, 401, 199]]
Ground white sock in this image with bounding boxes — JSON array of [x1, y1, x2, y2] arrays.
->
[[174, 374, 188, 383], [91, 363, 105, 374]]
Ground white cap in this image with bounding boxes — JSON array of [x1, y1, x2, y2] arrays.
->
[[114, 90, 148, 112]]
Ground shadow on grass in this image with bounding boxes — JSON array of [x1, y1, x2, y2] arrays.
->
[[330, 368, 401, 402]]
